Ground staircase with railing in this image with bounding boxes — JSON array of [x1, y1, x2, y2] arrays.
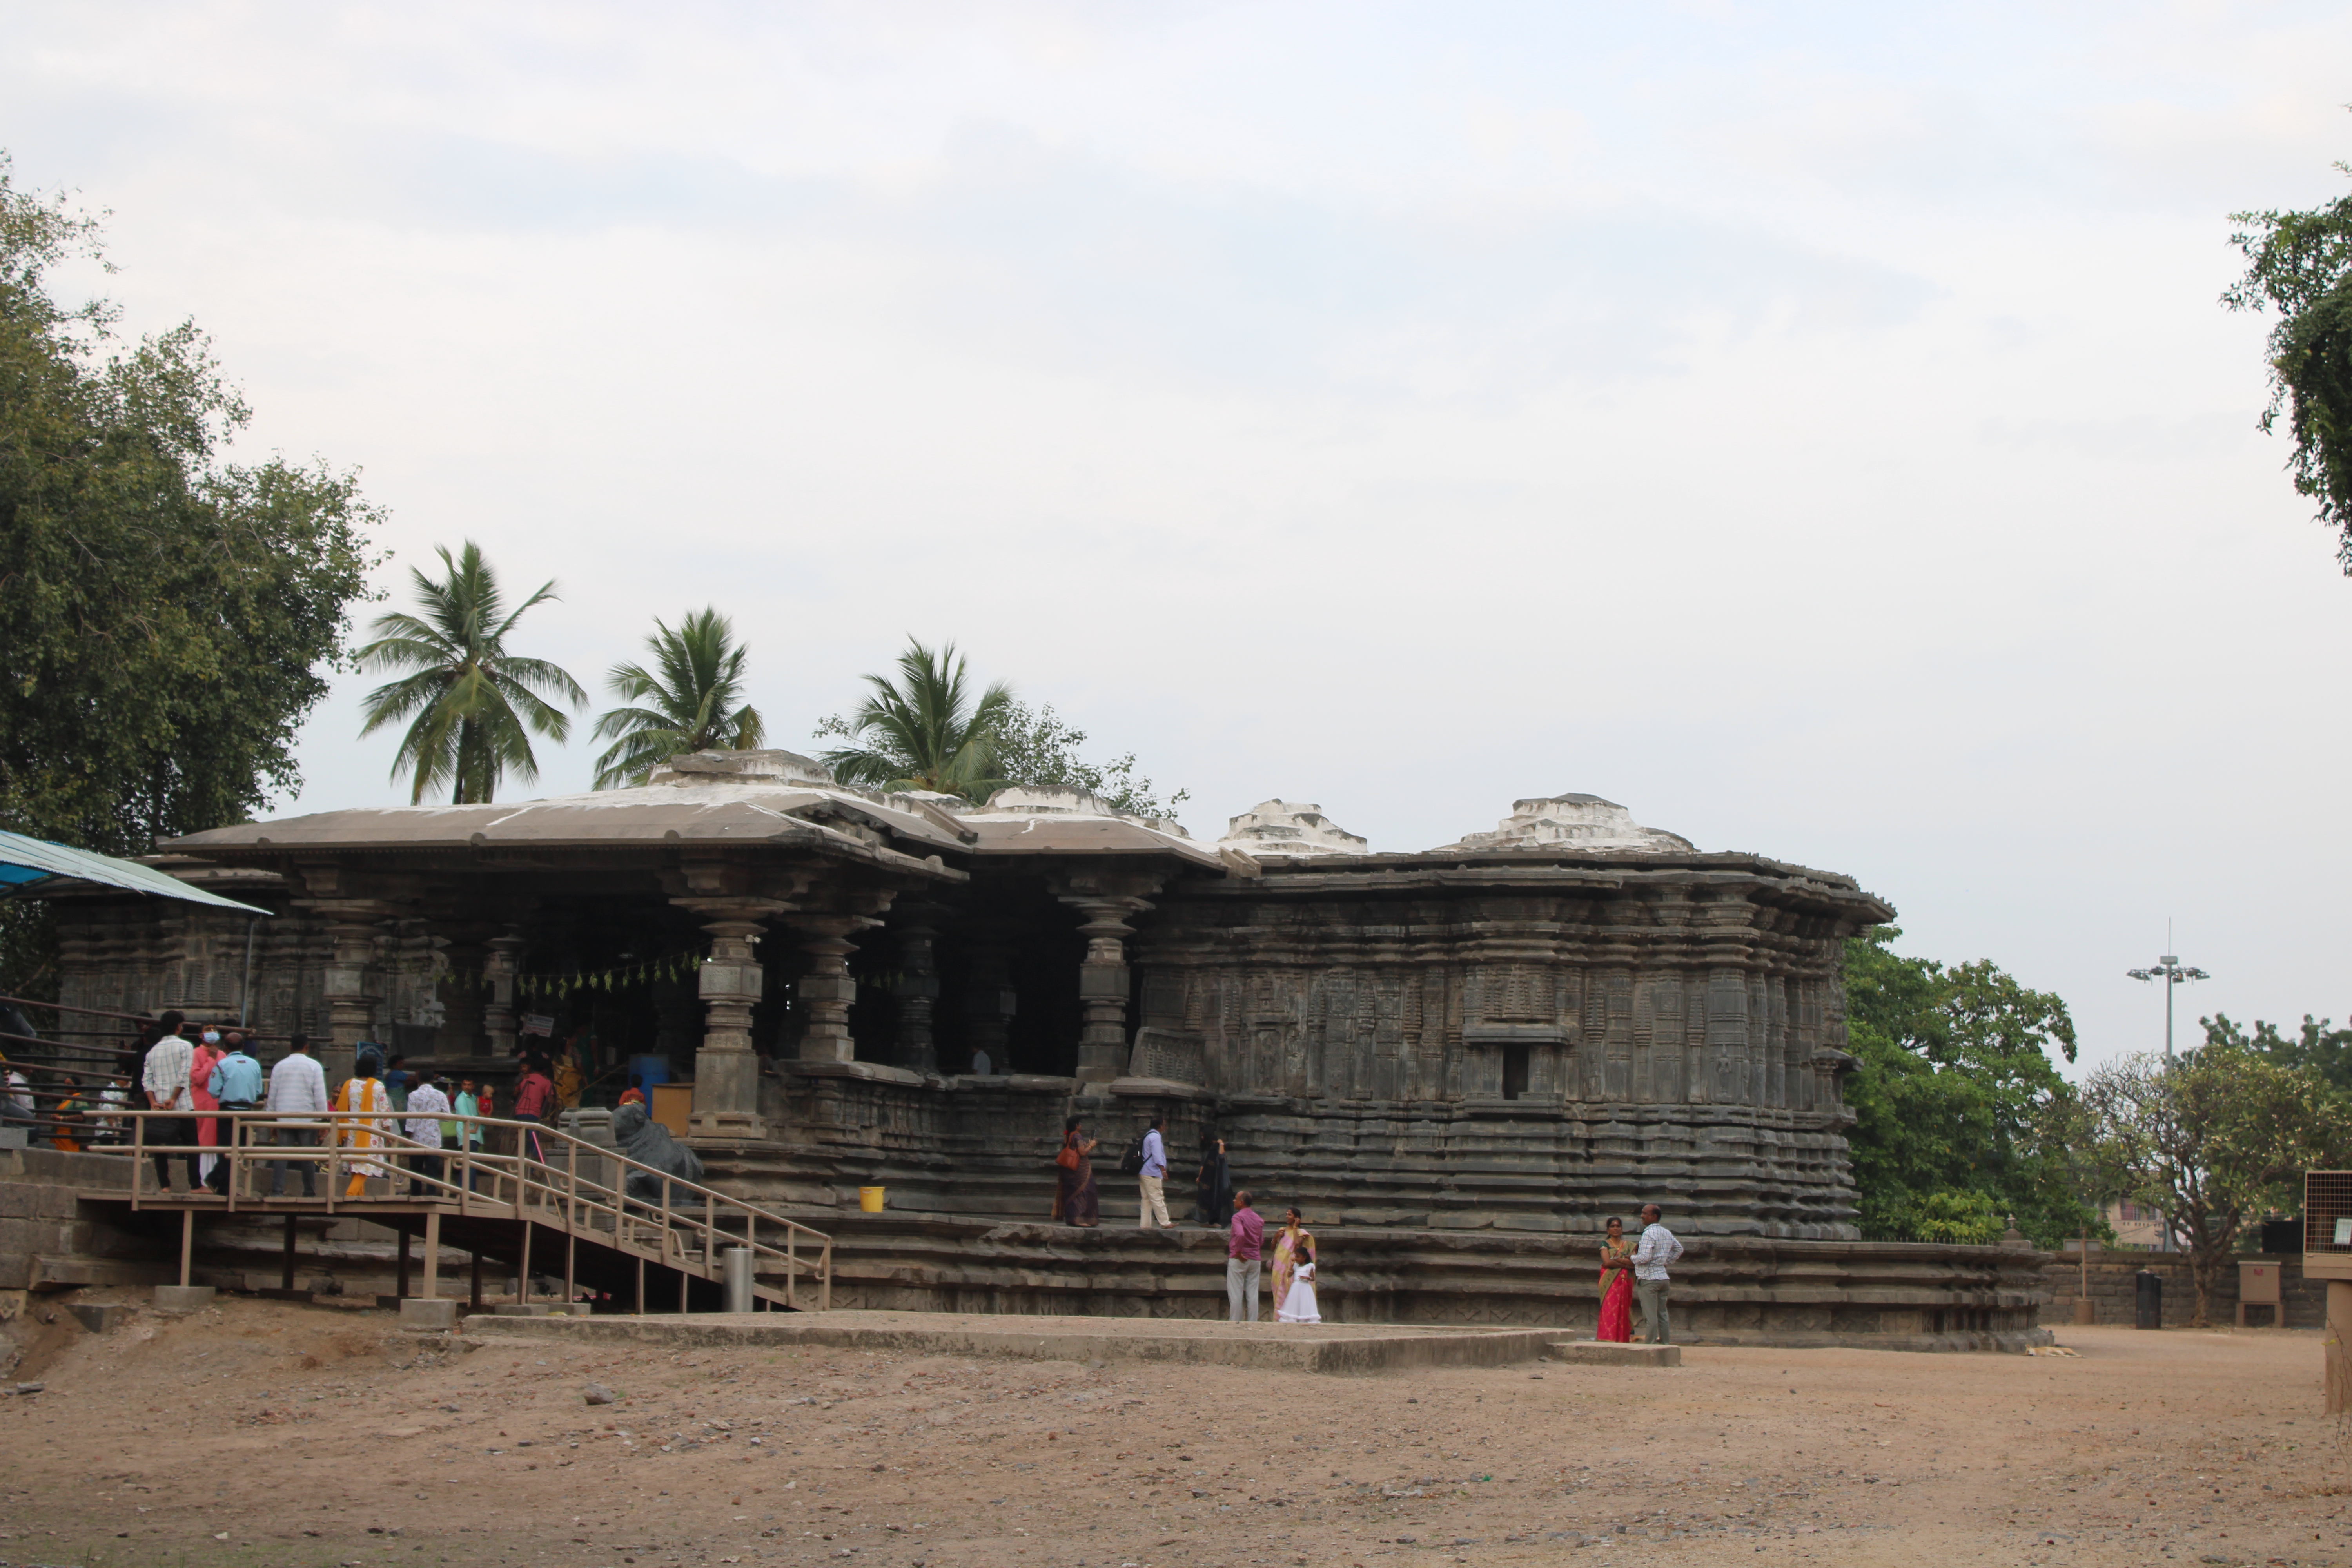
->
[[101, 1109, 831, 1310]]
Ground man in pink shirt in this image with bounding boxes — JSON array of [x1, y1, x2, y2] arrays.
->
[[1227, 1189, 1265, 1323]]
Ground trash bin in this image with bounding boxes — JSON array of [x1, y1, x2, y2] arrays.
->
[[859, 1186, 886, 1212], [2135, 1269, 2162, 1330]]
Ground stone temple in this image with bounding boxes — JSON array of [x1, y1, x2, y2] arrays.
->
[[50, 755, 2050, 1347]]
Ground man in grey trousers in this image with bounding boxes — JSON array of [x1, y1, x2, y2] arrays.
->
[[1227, 1190, 1265, 1322], [1631, 1202, 1684, 1343]]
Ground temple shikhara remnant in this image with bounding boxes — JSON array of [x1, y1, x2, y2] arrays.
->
[[51, 755, 2050, 1345]]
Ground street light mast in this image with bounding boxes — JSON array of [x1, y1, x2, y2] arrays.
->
[[2126, 920, 2209, 1253], [2126, 922, 2209, 1058]]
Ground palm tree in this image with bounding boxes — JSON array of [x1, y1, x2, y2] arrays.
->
[[590, 607, 766, 788], [819, 638, 1014, 801], [354, 542, 587, 804]]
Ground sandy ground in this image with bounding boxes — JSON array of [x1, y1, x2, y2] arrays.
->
[[0, 1296, 2347, 1568]]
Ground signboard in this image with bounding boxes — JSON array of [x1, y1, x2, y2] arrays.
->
[[520, 1014, 555, 1038]]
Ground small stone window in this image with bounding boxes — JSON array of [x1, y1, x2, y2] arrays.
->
[[1501, 1043, 1529, 1101]]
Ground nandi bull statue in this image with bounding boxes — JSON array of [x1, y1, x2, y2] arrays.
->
[[611, 1101, 706, 1205]]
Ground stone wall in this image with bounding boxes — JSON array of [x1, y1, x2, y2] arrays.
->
[[2039, 1251, 2328, 1328], [818, 1218, 2051, 1350], [1132, 853, 1887, 1237], [0, 1146, 178, 1290]]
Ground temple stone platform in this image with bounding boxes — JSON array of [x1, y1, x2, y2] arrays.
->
[[792, 1215, 2053, 1352], [476, 1308, 1562, 1374]]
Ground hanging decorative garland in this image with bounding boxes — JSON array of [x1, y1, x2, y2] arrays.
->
[[436, 949, 708, 998]]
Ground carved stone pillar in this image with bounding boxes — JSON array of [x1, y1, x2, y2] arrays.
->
[[436, 936, 487, 1058], [889, 903, 944, 1074], [793, 917, 867, 1065], [962, 940, 1016, 1072], [672, 899, 784, 1141], [308, 900, 394, 1084], [483, 933, 528, 1058], [1063, 897, 1151, 1086]]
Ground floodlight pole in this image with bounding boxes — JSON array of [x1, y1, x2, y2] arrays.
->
[[2127, 921, 2210, 1254]]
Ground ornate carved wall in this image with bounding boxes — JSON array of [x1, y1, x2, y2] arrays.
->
[[1127, 854, 1886, 1238]]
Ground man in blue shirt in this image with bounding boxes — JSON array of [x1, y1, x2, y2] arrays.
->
[[1137, 1113, 1171, 1230], [204, 1033, 265, 1196]]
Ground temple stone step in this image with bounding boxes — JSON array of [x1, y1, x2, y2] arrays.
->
[[1545, 1340, 1681, 1367]]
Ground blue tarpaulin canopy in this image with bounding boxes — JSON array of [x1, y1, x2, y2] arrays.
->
[[0, 829, 270, 915]]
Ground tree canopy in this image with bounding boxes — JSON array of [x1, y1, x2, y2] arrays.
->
[[2203, 1009, 2352, 1098], [2225, 159, 2352, 567], [2080, 1043, 2348, 1325], [817, 639, 1016, 802], [354, 542, 584, 804], [816, 640, 1192, 815], [591, 607, 764, 788], [1840, 927, 2091, 1247], [993, 700, 1189, 819], [0, 154, 382, 861]]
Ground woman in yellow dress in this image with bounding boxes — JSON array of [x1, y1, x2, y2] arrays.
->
[[553, 1045, 585, 1112], [1270, 1207, 1316, 1318], [333, 1051, 396, 1198]]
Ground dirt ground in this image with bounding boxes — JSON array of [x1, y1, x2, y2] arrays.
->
[[0, 1296, 2347, 1568]]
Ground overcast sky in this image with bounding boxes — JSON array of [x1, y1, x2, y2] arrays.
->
[[7, 2, 2350, 1076]]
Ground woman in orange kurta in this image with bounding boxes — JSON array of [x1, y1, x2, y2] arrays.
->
[[333, 1053, 396, 1198]]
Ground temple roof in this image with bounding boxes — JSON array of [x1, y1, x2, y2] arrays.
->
[[162, 751, 1222, 870]]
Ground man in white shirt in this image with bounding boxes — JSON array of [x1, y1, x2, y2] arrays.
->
[[1136, 1114, 1171, 1230], [402, 1069, 452, 1193], [141, 1011, 200, 1192], [1630, 1203, 1684, 1345], [265, 1033, 328, 1198]]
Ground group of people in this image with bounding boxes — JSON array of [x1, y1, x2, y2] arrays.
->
[[1223, 1192, 1320, 1324], [121, 1009, 572, 1199], [1047, 1116, 1687, 1339], [1595, 1203, 1685, 1344], [1052, 1116, 1239, 1230], [1050, 1114, 1320, 1324]]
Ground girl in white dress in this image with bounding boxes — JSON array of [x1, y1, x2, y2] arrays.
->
[[1278, 1258, 1320, 1323], [1276, 1211, 1321, 1324]]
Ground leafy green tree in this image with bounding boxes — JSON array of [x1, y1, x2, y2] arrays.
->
[[0, 154, 381, 861], [1841, 927, 2092, 1248], [355, 542, 584, 804], [2225, 160, 2352, 566], [2081, 1045, 2348, 1325], [815, 639, 1013, 802], [993, 701, 1189, 820], [2203, 1010, 2352, 1098], [590, 607, 765, 788]]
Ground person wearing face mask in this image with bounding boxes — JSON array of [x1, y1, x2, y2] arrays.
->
[[189, 1025, 225, 1190]]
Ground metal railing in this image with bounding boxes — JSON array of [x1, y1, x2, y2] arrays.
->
[[107, 1108, 831, 1310]]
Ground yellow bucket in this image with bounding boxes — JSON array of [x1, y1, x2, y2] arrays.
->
[[858, 1186, 886, 1213]]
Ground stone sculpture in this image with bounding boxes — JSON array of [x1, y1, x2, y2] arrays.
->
[[612, 1102, 706, 1202]]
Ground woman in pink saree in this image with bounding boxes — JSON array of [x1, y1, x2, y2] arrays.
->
[[1597, 1215, 1635, 1342]]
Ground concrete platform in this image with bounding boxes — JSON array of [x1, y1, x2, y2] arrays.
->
[[1546, 1339, 1681, 1367], [474, 1309, 1561, 1374]]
